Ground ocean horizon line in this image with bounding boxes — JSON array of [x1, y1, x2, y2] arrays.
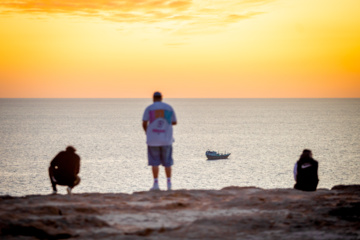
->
[[1, 97, 359, 100]]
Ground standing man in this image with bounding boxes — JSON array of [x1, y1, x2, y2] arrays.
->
[[49, 146, 81, 195], [142, 91, 177, 191]]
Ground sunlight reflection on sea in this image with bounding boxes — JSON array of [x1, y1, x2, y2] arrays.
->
[[0, 98, 359, 196]]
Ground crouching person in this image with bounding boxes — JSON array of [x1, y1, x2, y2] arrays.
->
[[49, 146, 81, 195]]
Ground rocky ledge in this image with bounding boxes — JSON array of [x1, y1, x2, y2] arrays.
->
[[0, 185, 359, 239]]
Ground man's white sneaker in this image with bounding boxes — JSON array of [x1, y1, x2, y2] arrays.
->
[[167, 182, 172, 191], [67, 187, 72, 195], [150, 183, 160, 191]]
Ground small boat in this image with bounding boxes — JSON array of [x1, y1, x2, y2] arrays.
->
[[206, 150, 231, 160]]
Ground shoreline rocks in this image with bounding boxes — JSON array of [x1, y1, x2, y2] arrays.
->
[[0, 185, 359, 239]]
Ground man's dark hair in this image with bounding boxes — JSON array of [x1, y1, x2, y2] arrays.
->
[[66, 146, 76, 152]]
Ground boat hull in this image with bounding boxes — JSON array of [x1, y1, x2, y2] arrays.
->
[[206, 154, 231, 160]]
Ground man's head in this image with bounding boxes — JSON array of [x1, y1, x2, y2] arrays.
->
[[153, 91, 162, 102], [301, 149, 312, 158], [66, 146, 76, 153]]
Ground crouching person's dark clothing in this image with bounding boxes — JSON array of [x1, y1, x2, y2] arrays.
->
[[49, 147, 81, 192], [294, 157, 319, 191]]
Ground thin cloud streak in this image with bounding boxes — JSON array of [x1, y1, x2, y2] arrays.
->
[[0, 0, 276, 33], [225, 12, 264, 23], [0, 0, 192, 14]]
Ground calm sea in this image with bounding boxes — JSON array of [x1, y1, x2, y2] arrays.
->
[[0, 98, 359, 196]]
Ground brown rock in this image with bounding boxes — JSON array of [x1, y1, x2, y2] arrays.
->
[[0, 186, 359, 239]]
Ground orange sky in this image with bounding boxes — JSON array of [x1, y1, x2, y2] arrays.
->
[[0, 0, 359, 98]]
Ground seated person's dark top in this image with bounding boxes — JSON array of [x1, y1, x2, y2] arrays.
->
[[294, 157, 319, 191], [50, 151, 80, 184]]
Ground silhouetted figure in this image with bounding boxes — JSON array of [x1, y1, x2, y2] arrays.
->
[[294, 149, 319, 191], [49, 146, 81, 194], [142, 92, 177, 191]]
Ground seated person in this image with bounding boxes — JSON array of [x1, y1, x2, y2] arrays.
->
[[294, 149, 319, 191], [49, 146, 81, 194]]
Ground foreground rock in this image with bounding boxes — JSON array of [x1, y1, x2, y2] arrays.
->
[[0, 185, 359, 239]]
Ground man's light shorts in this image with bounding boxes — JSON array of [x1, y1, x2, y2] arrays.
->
[[148, 145, 173, 167]]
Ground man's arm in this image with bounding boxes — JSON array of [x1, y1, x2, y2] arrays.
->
[[142, 121, 148, 133], [171, 109, 177, 126], [75, 155, 80, 175], [50, 152, 62, 168]]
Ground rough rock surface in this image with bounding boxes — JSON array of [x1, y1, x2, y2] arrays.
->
[[0, 185, 359, 239]]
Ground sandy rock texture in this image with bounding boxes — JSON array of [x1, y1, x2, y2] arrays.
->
[[0, 185, 359, 239]]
